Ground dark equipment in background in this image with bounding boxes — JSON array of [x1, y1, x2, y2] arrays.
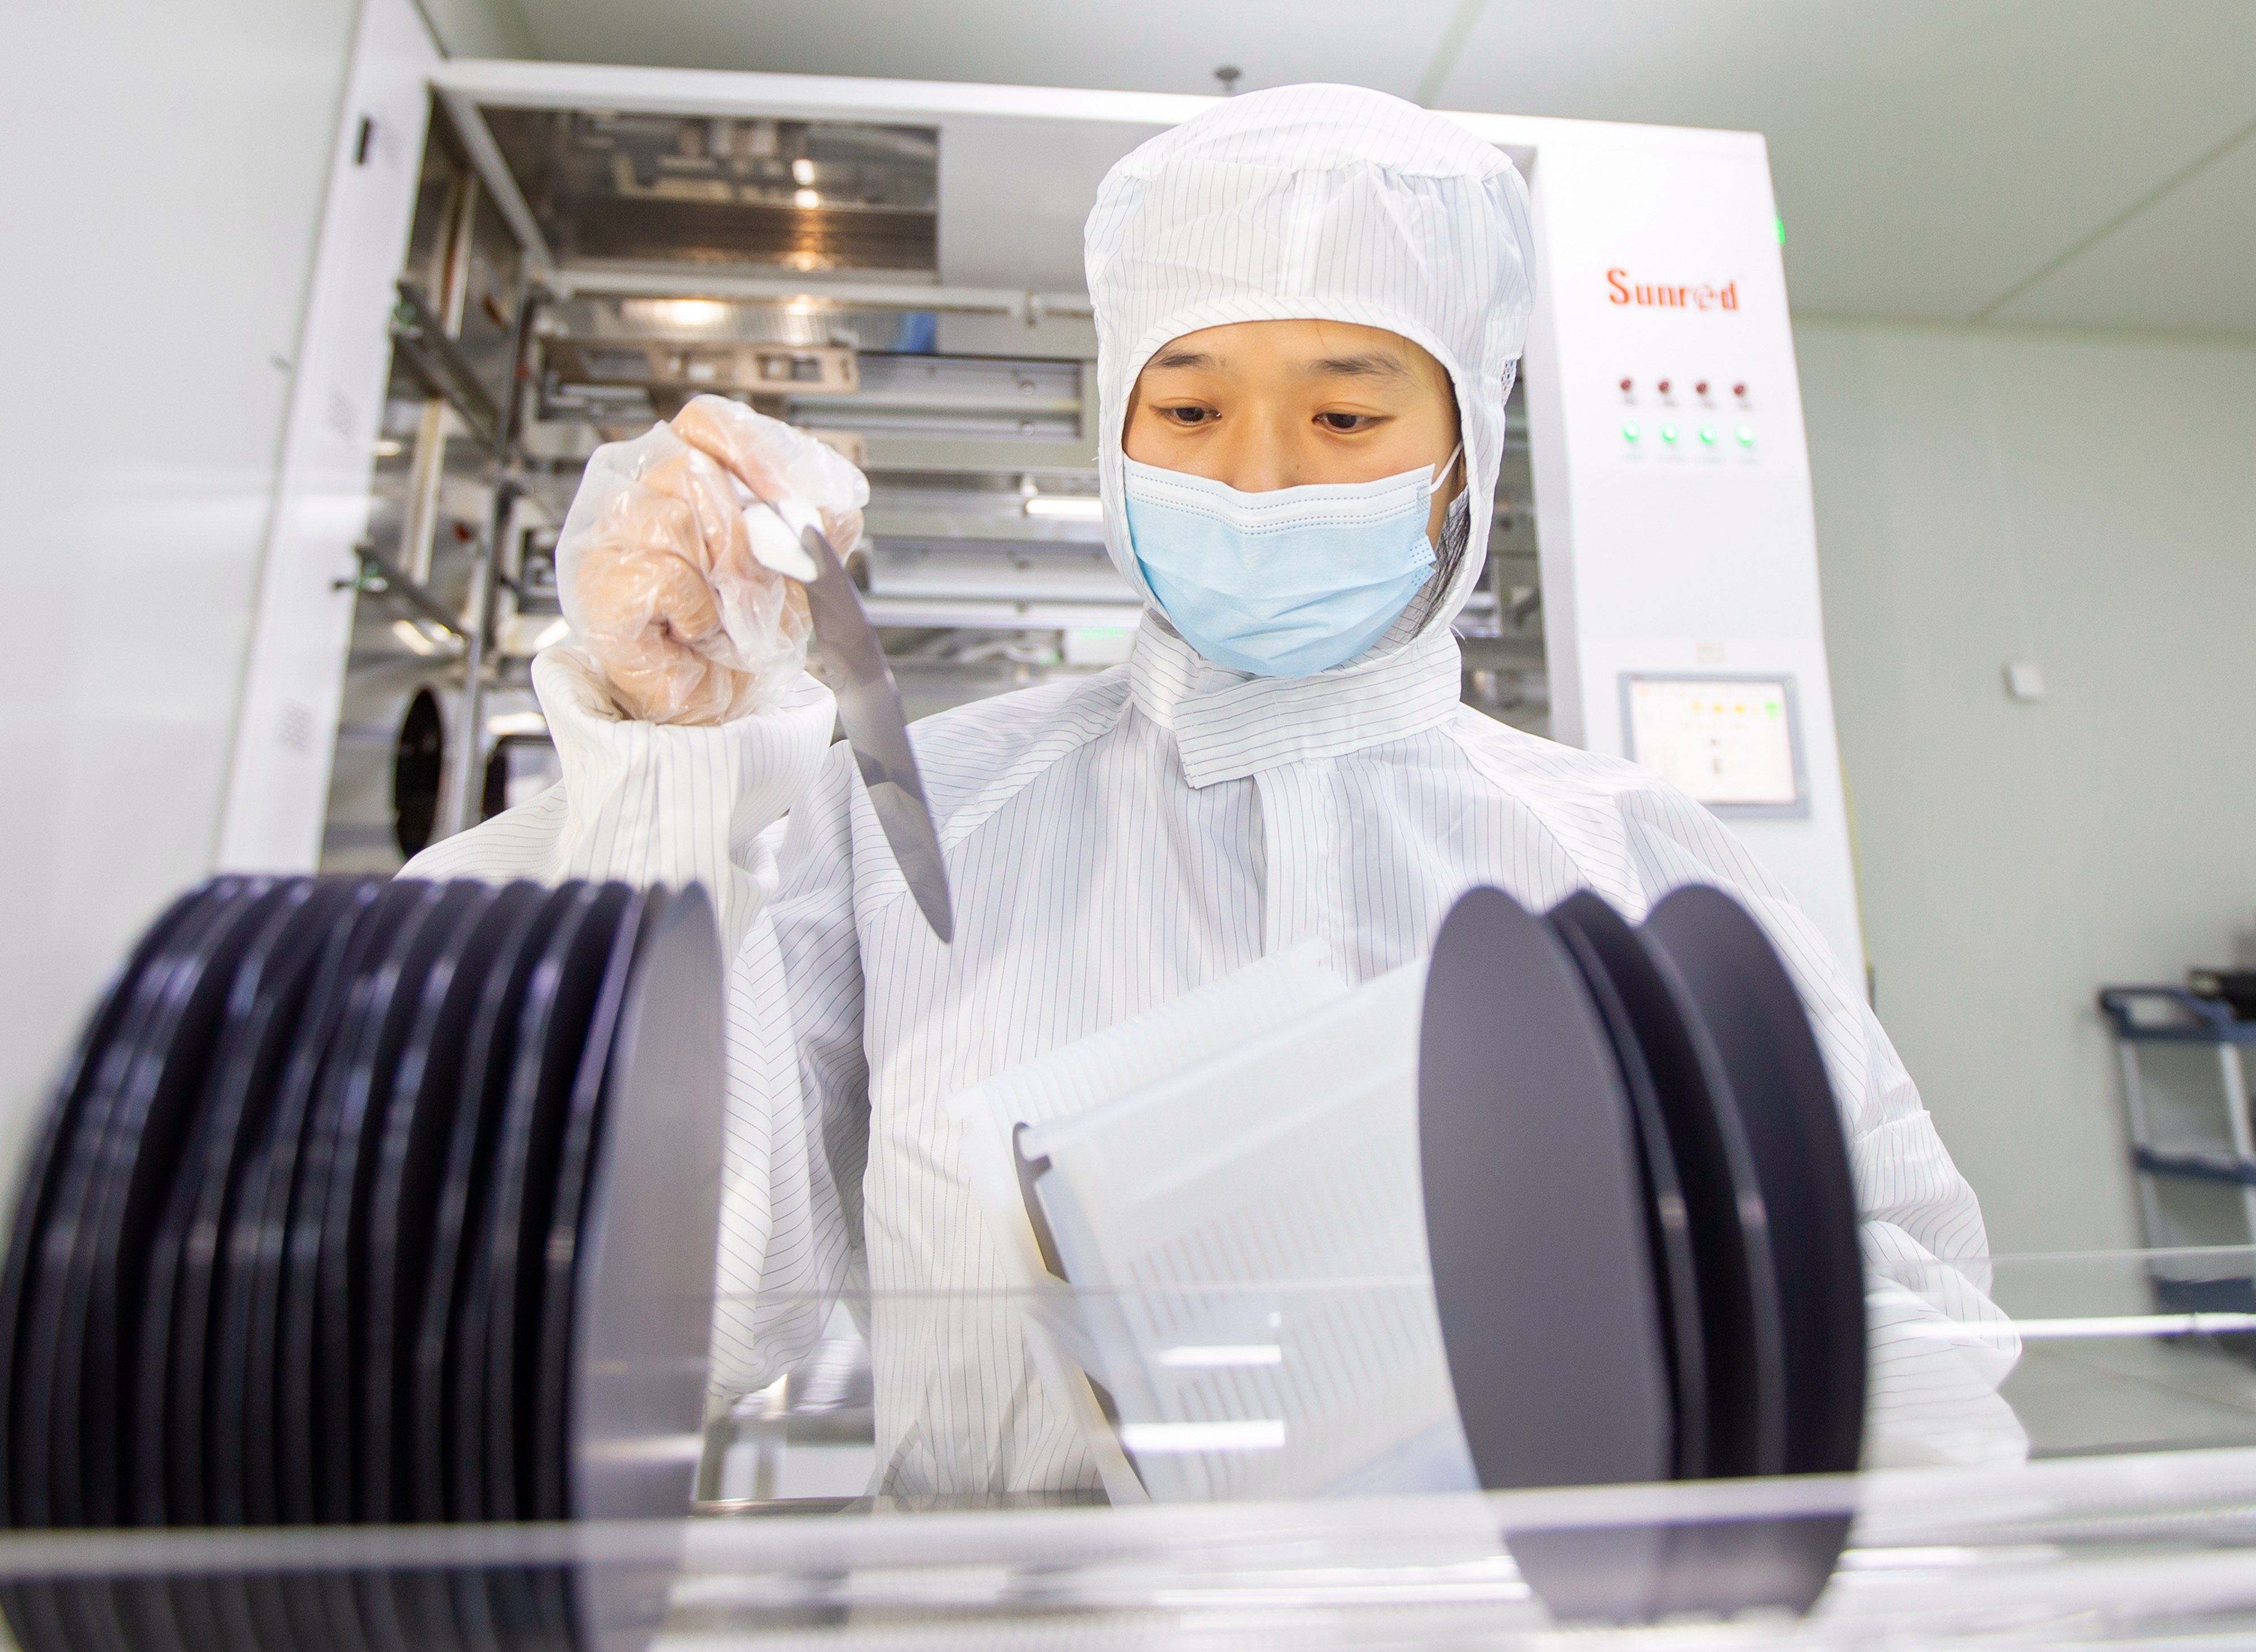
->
[[394, 688, 447, 858]]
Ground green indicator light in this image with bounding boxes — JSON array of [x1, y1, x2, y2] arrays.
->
[[1621, 421, 1640, 442], [1774, 215, 1786, 246], [1659, 423, 1678, 443], [1736, 426, 1756, 446], [1698, 426, 1717, 445]]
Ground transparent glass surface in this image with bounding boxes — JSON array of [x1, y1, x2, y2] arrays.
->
[[8, 1250, 2256, 1645], [701, 1247, 2256, 1503]]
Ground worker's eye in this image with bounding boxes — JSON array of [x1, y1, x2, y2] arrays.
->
[[1316, 411, 1380, 433], [1155, 404, 1216, 427]]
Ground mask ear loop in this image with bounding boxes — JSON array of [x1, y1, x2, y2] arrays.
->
[[1433, 442, 1465, 491]]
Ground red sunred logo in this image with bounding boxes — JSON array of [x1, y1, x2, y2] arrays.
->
[[1606, 269, 1740, 311]]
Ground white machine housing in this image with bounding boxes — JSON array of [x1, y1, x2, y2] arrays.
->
[[222, 2, 1865, 979]]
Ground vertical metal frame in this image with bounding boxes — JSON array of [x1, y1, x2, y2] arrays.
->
[[433, 85, 556, 278], [215, 0, 442, 870]]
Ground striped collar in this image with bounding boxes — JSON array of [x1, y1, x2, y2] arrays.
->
[[1127, 617, 1466, 788]]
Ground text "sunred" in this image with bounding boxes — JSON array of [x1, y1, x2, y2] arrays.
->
[[1606, 270, 1740, 311]]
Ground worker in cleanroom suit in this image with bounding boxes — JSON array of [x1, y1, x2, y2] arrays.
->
[[408, 83, 2025, 1488]]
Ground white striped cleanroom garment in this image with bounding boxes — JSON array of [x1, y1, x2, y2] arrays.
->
[[407, 625, 2028, 1491]]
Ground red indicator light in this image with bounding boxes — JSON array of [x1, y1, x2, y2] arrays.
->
[[1619, 377, 1633, 393], [1694, 380, 1709, 397], [1656, 378, 1671, 395], [1733, 382, 1748, 398]]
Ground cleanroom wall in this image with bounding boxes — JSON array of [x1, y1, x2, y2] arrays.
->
[[1799, 318, 2256, 1262], [0, 0, 370, 1179]]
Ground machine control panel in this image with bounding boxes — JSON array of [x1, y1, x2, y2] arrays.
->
[[1611, 373, 1760, 461], [1620, 673, 1805, 816]]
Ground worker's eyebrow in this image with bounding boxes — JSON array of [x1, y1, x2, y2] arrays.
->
[[1147, 347, 1220, 371], [1302, 350, 1413, 381]]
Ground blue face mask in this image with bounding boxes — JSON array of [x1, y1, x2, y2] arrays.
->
[[1124, 448, 1460, 677]]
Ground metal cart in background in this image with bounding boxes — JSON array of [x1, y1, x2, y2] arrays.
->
[[2099, 985, 2256, 1312]]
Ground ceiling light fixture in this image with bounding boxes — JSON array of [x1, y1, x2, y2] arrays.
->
[[644, 297, 730, 329], [1024, 495, 1105, 521]]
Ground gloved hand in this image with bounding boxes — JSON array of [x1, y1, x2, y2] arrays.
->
[[556, 394, 870, 725]]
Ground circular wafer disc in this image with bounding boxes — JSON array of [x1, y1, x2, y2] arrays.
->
[[324, 880, 483, 1652], [1418, 885, 1673, 1493], [70, 879, 284, 1652], [361, 884, 508, 1525], [478, 882, 623, 1650], [412, 882, 570, 1652], [535, 888, 656, 1523], [1641, 887, 1863, 1478], [1639, 886, 1865, 1618], [221, 878, 415, 1652], [1418, 886, 1676, 1625], [0, 883, 207, 1652], [134, 877, 352, 1652], [568, 885, 725, 1652], [362, 882, 527, 1652], [1546, 892, 1709, 1480]]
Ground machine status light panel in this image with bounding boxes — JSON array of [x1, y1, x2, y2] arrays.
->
[[1612, 377, 1758, 461], [1621, 674, 1805, 814]]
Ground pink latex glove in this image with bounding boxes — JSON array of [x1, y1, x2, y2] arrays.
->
[[557, 395, 868, 725]]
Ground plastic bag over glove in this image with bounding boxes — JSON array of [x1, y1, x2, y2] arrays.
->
[[557, 394, 869, 725]]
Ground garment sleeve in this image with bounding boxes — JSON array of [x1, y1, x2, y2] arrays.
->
[[401, 645, 869, 1395], [1616, 785, 2029, 1469]]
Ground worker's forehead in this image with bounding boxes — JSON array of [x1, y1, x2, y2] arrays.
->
[[1142, 319, 1442, 383]]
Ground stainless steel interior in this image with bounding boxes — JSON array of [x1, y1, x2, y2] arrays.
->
[[316, 93, 1548, 873], [482, 109, 940, 274]]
